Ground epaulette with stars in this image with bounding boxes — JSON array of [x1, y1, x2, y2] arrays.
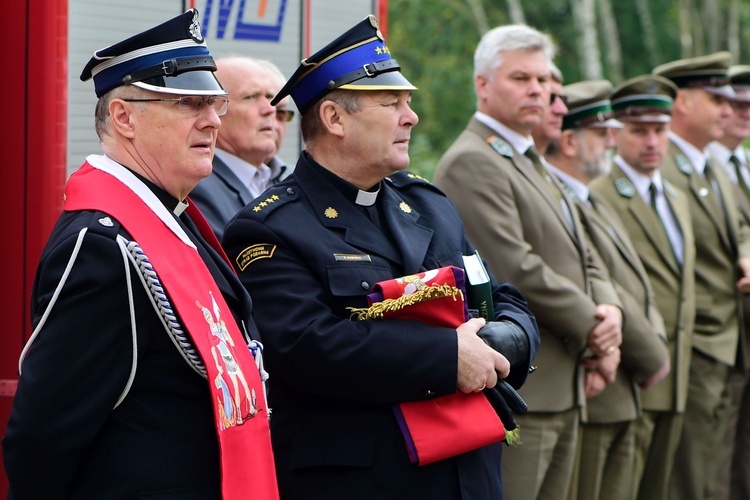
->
[[243, 186, 298, 221], [386, 170, 447, 197]]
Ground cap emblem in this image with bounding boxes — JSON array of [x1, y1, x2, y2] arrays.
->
[[188, 11, 204, 43]]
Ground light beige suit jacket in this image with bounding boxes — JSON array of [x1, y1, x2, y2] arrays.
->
[[661, 140, 750, 368], [590, 164, 695, 412], [573, 192, 669, 422], [434, 117, 621, 412]]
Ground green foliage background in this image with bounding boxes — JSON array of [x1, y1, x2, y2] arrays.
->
[[388, 0, 750, 179]]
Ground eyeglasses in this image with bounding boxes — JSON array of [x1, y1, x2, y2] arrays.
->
[[122, 95, 230, 116], [275, 108, 295, 123], [550, 93, 569, 106]]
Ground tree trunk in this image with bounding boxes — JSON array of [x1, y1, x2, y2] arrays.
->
[[597, 0, 622, 82], [635, 0, 660, 67], [506, 0, 526, 25], [702, 0, 721, 53], [465, 0, 489, 36], [727, 0, 740, 60], [571, 0, 603, 80], [677, 0, 693, 57]]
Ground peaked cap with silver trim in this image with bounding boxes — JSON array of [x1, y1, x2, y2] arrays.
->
[[80, 9, 225, 97]]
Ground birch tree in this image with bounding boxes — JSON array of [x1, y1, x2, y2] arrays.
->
[[505, 0, 526, 25], [597, 0, 622, 82], [571, 0, 603, 79]]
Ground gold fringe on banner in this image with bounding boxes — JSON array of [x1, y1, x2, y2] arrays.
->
[[348, 284, 464, 321]]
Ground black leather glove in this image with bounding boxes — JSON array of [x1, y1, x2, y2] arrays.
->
[[484, 379, 528, 432], [477, 321, 530, 373]]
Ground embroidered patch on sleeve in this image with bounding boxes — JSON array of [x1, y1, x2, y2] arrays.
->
[[236, 244, 277, 271]]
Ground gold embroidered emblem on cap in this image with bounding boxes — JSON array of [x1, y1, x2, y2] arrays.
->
[[236, 243, 277, 271], [325, 207, 339, 219], [399, 202, 412, 213]]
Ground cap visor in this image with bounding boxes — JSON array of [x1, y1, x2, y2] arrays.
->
[[133, 70, 226, 96], [338, 71, 417, 91], [702, 85, 736, 100], [617, 113, 672, 124]]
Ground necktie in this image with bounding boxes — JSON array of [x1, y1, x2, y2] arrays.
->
[[525, 147, 562, 202], [649, 182, 680, 265], [731, 154, 750, 201]]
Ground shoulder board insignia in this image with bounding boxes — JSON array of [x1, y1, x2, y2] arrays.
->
[[406, 172, 431, 183], [664, 180, 677, 197], [675, 154, 693, 175], [487, 135, 513, 158], [245, 187, 297, 220], [614, 178, 635, 198]]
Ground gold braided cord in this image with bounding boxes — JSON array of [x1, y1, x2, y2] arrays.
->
[[348, 284, 464, 321]]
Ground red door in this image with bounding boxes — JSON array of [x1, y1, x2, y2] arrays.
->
[[0, 0, 68, 492]]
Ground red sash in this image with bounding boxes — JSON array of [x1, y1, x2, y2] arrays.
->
[[351, 267, 507, 465], [64, 161, 279, 500]]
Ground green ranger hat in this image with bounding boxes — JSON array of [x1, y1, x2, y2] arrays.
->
[[610, 75, 677, 123], [652, 51, 735, 99], [561, 80, 621, 130]]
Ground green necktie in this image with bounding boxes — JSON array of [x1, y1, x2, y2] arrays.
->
[[649, 182, 680, 265], [731, 154, 750, 202]]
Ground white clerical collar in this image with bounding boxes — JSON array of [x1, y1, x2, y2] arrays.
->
[[355, 188, 380, 206], [174, 200, 189, 216]]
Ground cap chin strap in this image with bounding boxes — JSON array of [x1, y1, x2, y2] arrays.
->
[[121, 56, 217, 85], [326, 58, 401, 90]]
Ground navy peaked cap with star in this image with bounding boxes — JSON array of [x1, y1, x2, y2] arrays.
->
[[80, 9, 225, 98], [271, 15, 416, 115]]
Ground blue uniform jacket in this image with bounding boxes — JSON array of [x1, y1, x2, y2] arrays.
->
[[222, 153, 539, 500]]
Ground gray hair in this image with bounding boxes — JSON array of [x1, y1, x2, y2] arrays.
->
[[94, 85, 145, 141], [473, 24, 556, 81], [301, 89, 362, 148]]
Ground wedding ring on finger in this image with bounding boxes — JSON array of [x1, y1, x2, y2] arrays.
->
[[606, 345, 616, 354]]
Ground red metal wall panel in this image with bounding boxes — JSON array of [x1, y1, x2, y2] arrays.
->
[[0, 0, 67, 493]]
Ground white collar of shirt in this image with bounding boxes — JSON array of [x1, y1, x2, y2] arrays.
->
[[669, 131, 710, 176], [474, 111, 535, 155], [736, 147, 749, 166], [545, 163, 590, 202], [708, 142, 737, 182], [615, 155, 664, 203], [214, 148, 271, 196]]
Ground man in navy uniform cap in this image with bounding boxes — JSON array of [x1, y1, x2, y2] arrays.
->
[[654, 52, 750, 500], [222, 15, 539, 500], [2, 10, 278, 500]]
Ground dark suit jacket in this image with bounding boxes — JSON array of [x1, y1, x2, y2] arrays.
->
[[222, 152, 539, 500], [190, 154, 255, 240], [434, 117, 621, 413], [3, 180, 258, 499]]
